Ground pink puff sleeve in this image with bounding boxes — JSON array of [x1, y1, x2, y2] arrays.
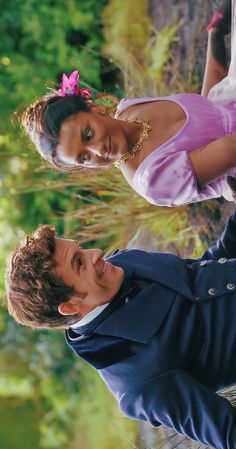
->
[[132, 150, 226, 207]]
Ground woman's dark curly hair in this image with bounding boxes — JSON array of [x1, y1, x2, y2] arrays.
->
[[5, 224, 80, 329], [19, 89, 118, 172], [19, 93, 90, 171]]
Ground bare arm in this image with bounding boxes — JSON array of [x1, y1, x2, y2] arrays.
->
[[201, 0, 231, 97], [201, 30, 228, 97], [189, 134, 236, 187]]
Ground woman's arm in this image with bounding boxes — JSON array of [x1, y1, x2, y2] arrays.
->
[[201, 30, 228, 97], [201, 1, 231, 97], [189, 133, 236, 187]]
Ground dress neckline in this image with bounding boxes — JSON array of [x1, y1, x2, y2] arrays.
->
[[115, 95, 189, 185]]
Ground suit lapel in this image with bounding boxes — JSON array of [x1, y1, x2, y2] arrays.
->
[[108, 249, 192, 299], [95, 282, 176, 343], [67, 249, 191, 367]]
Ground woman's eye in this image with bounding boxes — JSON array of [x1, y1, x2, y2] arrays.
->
[[84, 127, 92, 141], [79, 152, 89, 164]]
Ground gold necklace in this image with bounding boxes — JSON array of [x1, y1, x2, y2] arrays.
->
[[114, 118, 152, 168]]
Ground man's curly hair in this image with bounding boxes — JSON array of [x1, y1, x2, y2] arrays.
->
[[5, 225, 80, 329]]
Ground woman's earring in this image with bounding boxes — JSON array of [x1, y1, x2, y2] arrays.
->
[[91, 104, 107, 115]]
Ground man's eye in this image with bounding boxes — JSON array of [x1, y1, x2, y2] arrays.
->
[[76, 258, 82, 270], [84, 127, 92, 141]]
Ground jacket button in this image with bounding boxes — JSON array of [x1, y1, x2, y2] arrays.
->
[[226, 283, 235, 290], [218, 257, 228, 264], [200, 260, 207, 266], [208, 288, 217, 296], [193, 295, 200, 301]]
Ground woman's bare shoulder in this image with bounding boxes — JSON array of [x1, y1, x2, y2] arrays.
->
[[117, 100, 161, 121]]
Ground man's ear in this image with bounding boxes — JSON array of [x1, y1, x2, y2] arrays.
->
[[58, 295, 83, 316]]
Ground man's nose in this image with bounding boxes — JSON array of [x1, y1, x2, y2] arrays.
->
[[84, 248, 103, 264]]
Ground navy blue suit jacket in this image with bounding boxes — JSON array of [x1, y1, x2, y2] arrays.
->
[[65, 211, 236, 449]]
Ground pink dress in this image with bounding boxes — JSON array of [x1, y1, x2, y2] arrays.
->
[[115, 94, 236, 206]]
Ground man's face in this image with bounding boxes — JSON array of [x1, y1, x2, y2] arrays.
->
[[53, 238, 124, 317]]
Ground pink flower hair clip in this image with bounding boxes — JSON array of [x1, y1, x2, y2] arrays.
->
[[206, 10, 223, 32], [58, 70, 93, 100]]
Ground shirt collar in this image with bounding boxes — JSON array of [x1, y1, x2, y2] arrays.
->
[[70, 267, 134, 331], [71, 302, 110, 328]]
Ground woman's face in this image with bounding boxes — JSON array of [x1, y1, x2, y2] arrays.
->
[[55, 111, 129, 169]]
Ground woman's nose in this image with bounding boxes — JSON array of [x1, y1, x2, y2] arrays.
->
[[87, 142, 104, 157]]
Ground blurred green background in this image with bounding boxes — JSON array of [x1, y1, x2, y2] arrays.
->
[[0, 0, 224, 448]]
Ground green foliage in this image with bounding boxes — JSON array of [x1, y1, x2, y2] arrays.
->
[[0, 315, 84, 448], [0, 8, 123, 446], [0, 0, 119, 295], [0, 399, 42, 449], [0, 0, 108, 122], [0, 375, 34, 398]]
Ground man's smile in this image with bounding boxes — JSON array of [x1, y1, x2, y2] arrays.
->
[[54, 238, 124, 312], [98, 260, 111, 277]]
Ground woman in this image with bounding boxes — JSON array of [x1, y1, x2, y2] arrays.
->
[[20, 1, 236, 207]]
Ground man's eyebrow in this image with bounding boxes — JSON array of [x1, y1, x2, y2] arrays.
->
[[70, 251, 78, 272], [63, 247, 70, 263]]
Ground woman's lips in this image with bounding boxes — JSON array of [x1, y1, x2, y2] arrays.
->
[[107, 136, 114, 160]]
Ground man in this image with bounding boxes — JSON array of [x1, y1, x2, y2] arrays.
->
[[5, 212, 236, 449]]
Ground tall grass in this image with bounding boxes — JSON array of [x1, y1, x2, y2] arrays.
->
[[29, 0, 205, 257], [33, 166, 192, 255], [102, 0, 199, 96]]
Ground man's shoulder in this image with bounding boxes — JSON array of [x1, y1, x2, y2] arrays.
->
[[107, 248, 153, 259], [107, 248, 158, 269]]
